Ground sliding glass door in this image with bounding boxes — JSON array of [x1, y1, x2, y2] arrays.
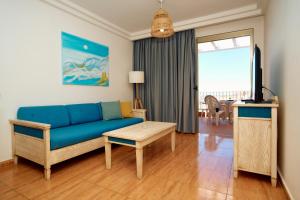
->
[[197, 29, 254, 113]]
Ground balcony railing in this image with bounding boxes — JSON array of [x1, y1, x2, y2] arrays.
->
[[199, 90, 251, 110]]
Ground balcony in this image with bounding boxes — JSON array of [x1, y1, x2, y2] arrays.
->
[[198, 90, 251, 117]]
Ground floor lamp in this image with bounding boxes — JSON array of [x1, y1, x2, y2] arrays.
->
[[129, 71, 144, 109]]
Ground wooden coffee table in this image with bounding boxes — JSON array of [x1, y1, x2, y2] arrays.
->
[[103, 121, 176, 179]]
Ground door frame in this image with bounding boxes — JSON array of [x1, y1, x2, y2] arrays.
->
[[196, 29, 254, 116]]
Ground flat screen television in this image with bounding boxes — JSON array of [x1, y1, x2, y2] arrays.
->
[[251, 45, 263, 102]]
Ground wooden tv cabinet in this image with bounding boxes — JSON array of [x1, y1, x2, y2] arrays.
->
[[232, 100, 279, 187]]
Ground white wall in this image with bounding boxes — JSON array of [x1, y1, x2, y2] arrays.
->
[[264, 0, 300, 199], [196, 16, 265, 79], [0, 0, 133, 162]]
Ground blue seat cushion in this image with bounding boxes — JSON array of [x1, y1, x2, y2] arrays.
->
[[66, 103, 102, 125], [17, 105, 70, 128], [50, 117, 143, 150]]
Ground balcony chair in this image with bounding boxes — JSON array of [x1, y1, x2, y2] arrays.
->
[[204, 95, 226, 126]]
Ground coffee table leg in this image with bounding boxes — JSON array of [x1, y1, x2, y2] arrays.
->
[[136, 147, 143, 179], [105, 141, 111, 169], [171, 130, 176, 152]]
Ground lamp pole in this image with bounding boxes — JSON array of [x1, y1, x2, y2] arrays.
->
[[129, 71, 144, 109], [136, 83, 139, 100]]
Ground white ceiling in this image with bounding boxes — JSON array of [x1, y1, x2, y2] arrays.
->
[[44, 0, 265, 40], [69, 0, 258, 32]]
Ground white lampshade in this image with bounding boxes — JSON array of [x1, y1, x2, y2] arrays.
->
[[129, 71, 144, 83]]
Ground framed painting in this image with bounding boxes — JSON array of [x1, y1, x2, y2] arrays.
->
[[61, 32, 109, 86]]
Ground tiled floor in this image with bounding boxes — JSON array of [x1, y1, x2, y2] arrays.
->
[[0, 118, 288, 199]]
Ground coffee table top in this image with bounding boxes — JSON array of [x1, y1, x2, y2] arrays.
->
[[103, 121, 176, 142]]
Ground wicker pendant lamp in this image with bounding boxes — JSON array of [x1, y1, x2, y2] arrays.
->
[[151, 0, 174, 38]]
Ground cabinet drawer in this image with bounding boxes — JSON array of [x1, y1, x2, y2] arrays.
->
[[238, 107, 271, 118]]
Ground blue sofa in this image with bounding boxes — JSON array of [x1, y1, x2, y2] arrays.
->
[[9, 103, 146, 179]]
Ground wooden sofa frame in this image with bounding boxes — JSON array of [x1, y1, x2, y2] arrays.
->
[[9, 109, 146, 180]]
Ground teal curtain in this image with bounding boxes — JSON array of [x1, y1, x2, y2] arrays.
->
[[133, 29, 198, 133]]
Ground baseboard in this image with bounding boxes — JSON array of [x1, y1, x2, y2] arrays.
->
[[278, 168, 295, 200], [0, 159, 13, 168]]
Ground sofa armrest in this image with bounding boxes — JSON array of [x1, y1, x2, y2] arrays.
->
[[9, 119, 51, 130], [132, 109, 147, 121], [9, 119, 51, 179]]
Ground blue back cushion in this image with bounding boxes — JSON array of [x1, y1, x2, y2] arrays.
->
[[17, 105, 70, 128], [66, 103, 101, 125], [97, 102, 103, 120]]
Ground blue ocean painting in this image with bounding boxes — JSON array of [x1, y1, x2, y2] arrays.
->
[[61, 32, 109, 86]]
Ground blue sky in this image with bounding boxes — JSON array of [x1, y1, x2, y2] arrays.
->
[[198, 47, 251, 92]]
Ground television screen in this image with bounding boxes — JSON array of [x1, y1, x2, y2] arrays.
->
[[251, 45, 263, 102], [252, 50, 256, 100]]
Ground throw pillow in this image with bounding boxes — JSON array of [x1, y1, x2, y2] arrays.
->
[[120, 101, 133, 118], [101, 101, 122, 120]]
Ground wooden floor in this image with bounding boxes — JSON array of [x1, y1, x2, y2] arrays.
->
[[0, 118, 288, 200]]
